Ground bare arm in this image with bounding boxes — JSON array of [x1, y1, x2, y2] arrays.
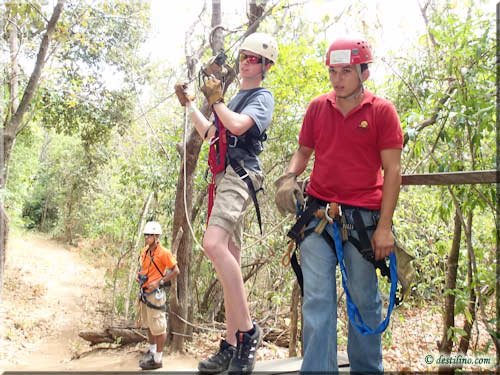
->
[[186, 101, 255, 140], [371, 148, 402, 260], [286, 145, 314, 177], [212, 102, 254, 136], [147, 264, 180, 292], [164, 264, 180, 282], [185, 102, 214, 140]]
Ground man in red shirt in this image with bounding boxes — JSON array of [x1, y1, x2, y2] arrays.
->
[[275, 37, 403, 372], [136, 221, 179, 370]]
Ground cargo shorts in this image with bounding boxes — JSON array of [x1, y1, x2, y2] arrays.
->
[[137, 289, 167, 336], [208, 164, 263, 249]]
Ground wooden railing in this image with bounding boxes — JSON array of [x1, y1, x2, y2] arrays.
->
[[401, 169, 498, 186]]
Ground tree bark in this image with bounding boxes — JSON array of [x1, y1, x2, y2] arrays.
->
[[458, 213, 476, 354], [438, 208, 462, 374], [438, 209, 461, 354]]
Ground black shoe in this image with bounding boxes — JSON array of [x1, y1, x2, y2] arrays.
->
[[228, 323, 262, 373], [198, 339, 236, 373], [139, 356, 162, 370]]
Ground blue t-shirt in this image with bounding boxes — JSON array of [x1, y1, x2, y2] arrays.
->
[[226, 88, 274, 172]]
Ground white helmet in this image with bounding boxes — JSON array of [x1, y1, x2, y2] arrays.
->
[[239, 32, 278, 64], [144, 221, 162, 235]]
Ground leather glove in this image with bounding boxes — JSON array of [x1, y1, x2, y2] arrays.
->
[[174, 82, 194, 106], [394, 241, 416, 302], [274, 173, 304, 216], [201, 76, 224, 107]]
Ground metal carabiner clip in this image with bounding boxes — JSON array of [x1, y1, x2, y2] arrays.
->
[[324, 203, 334, 223]]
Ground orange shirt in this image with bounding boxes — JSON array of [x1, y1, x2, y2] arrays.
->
[[139, 243, 177, 289]]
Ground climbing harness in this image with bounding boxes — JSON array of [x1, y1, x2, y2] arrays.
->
[[207, 88, 268, 234], [284, 196, 400, 335], [137, 245, 169, 311]]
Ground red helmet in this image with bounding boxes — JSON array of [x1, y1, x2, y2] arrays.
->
[[325, 38, 373, 66]]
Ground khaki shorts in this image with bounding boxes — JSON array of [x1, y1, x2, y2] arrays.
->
[[208, 165, 263, 249], [137, 290, 167, 336]]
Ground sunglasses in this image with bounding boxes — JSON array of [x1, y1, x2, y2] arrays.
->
[[239, 53, 263, 64]]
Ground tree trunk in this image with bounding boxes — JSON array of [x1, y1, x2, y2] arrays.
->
[[3, 0, 65, 185], [123, 192, 153, 321], [0, 206, 8, 299], [458, 213, 476, 354], [438, 209, 461, 355], [1, 0, 65, 290], [167, 0, 227, 352], [168, 126, 203, 351]]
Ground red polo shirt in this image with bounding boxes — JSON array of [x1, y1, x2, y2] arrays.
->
[[299, 90, 403, 210]]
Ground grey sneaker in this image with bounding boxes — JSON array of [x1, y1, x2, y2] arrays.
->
[[139, 356, 162, 370], [139, 350, 153, 366], [228, 323, 262, 373], [198, 339, 236, 373]]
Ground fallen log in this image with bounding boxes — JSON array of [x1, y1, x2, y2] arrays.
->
[[79, 326, 147, 346], [79, 330, 115, 346], [108, 327, 147, 344], [263, 327, 289, 348]]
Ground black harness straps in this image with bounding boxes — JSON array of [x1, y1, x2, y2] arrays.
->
[[223, 88, 267, 234], [286, 196, 393, 296]]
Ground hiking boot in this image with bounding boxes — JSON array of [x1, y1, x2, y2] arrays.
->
[[139, 356, 162, 370], [228, 323, 262, 373], [198, 339, 236, 373]]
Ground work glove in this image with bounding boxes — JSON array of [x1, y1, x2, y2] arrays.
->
[[394, 241, 416, 303], [274, 173, 304, 216], [200, 76, 224, 107], [174, 82, 194, 106]]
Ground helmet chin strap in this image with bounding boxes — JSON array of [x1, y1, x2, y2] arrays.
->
[[261, 57, 267, 80]]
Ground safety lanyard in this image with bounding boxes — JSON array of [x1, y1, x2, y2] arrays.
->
[[331, 221, 398, 335]]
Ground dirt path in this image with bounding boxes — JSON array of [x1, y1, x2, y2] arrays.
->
[[0, 232, 198, 371], [0, 232, 495, 372]]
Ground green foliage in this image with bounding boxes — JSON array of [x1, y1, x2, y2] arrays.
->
[[3, 0, 496, 355]]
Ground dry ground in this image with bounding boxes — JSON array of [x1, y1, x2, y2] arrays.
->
[[0, 231, 496, 372]]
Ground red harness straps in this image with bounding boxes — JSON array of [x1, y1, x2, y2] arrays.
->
[[207, 115, 227, 221]]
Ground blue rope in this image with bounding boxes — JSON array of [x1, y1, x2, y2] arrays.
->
[[331, 221, 397, 335]]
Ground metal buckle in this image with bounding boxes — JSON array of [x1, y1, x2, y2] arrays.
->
[[227, 134, 238, 148]]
